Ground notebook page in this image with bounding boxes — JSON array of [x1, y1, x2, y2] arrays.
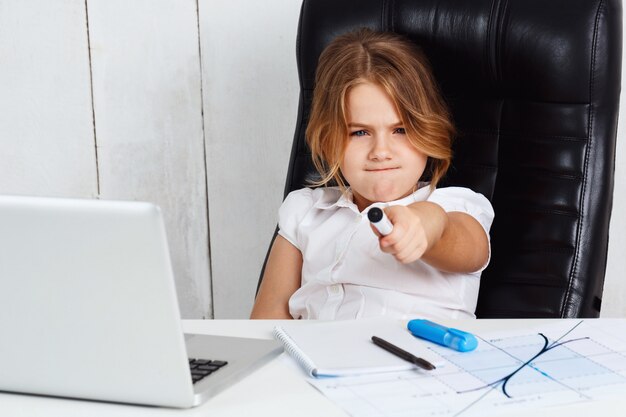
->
[[274, 318, 444, 377]]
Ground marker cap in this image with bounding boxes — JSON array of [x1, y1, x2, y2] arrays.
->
[[367, 207, 393, 236], [407, 319, 478, 352], [367, 207, 384, 223]]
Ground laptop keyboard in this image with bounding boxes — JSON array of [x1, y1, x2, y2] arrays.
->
[[189, 358, 228, 384]]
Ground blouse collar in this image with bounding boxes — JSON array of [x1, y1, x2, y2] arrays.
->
[[314, 182, 433, 214]]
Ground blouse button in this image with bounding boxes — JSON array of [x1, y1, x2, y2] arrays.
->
[[329, 284, 341, 295]]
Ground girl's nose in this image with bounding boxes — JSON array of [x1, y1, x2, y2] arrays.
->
[[368, 135, 392, 161]]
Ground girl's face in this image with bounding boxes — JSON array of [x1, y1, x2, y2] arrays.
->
[[341, 81, 427, 212]]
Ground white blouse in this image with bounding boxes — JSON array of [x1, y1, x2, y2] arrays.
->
[[278, 185, 494, 320]]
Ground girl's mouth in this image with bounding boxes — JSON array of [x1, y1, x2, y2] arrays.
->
[[366, 167, 399, 172]]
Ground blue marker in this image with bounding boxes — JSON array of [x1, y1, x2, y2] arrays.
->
[[407, 319, 478, 352]]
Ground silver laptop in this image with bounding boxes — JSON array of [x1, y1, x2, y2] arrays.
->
[[0, 194, 281, 408]]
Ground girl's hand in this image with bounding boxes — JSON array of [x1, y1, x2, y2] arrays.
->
[[372, 202, 448, 264]]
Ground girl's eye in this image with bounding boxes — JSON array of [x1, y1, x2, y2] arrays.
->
[[350, 130, 368, 137], [394, 127, 406, 134]]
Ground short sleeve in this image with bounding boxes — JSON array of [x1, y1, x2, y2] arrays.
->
[[428, 187, 494, 233], [277, 188, 315, 250], [427, 186, 495, 272]]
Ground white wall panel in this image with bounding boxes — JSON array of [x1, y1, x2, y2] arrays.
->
[[599, 56, 626, 318], [87, 0, 210, 318], [0, 1, 97, 197], [199, 0, 302, 318]]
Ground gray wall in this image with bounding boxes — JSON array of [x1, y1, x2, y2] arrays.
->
[[0, 0, 624, 318]]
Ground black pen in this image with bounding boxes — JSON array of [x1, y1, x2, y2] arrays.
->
[[371, 336, 436, 371]]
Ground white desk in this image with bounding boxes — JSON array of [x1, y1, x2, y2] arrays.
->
[[1, 319, 624, 416]]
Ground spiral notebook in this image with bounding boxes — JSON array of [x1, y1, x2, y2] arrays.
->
[[273, 318, 444, 378]]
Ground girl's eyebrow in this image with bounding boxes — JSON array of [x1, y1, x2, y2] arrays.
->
[[347, 121, 404, 128]]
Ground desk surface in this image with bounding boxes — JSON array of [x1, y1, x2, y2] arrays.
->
[[2, 319, 624, 416]]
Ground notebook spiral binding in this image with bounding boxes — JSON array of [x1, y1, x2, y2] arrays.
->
[[273, 326, 317, 376]]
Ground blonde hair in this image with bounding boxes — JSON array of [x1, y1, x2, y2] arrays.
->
[[306, 28, 455, 190]]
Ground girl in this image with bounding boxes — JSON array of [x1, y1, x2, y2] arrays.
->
[[251, 28, 494, 320]]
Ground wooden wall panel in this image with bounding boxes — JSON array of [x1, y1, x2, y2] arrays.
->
[[0, 0, 97, 197], [199, 0, 302, 318], [600, 59, 626, 318], [87, 0, 211, 318]]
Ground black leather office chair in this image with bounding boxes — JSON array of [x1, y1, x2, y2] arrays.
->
[[259, 0, 622, 318]]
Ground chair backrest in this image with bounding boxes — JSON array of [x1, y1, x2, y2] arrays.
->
[[268, 0, 622, 318]]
